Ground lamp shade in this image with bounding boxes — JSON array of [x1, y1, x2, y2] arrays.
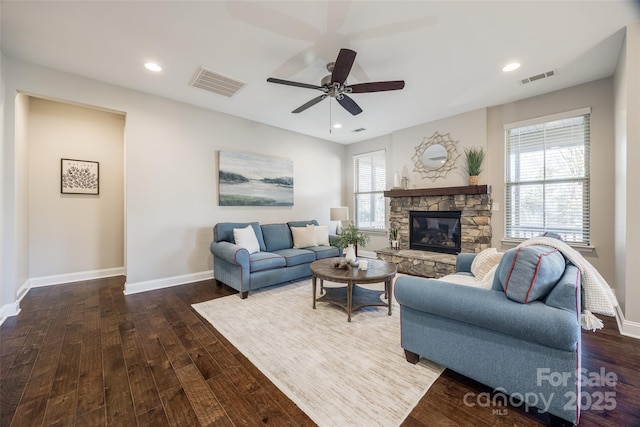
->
[[330, 207, 349, 221]]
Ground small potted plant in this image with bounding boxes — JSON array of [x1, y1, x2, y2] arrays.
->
[[336, 223, 370, 262], [389, 228, 399, 250], [464, 147, 485, 185]]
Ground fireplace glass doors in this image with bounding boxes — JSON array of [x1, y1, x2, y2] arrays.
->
[[409, 211, 462, 254]]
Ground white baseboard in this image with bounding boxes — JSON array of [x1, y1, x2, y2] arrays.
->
[[28, 267, 125, 288], [1, 278, 34, 325], [124, 271, 213, 295], [0, 301, 21, 326], [16, 281, 30, 302], [615, 305, 640, 339]]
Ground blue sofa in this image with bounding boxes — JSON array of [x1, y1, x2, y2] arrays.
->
[[395, 251, 582, 425], [210, 220, 340, 298]]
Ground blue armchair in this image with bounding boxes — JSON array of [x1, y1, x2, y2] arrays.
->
[[394, 251, 582, 424]]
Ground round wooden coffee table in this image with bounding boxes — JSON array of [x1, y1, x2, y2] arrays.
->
[[310, 257, 397, 322]]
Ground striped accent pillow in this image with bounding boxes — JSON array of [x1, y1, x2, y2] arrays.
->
[[497, 245, 566, 303]]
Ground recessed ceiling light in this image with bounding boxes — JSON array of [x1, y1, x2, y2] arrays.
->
[[144, 62, 162, 72], [333, 123, 342, 129], [502, 62, 521, 72]]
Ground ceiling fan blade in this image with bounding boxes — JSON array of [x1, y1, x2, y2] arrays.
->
[[337, 94, 363, 116], [267, 77, 324, 91], [331, 48, 356, 84], [348, 81, 405, 93], [292, 95, 327, 113]]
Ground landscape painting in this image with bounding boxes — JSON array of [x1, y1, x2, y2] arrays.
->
[[218, 151, 294, 206]]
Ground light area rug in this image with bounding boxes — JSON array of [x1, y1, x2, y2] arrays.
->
[[192, 278, 443, 427]]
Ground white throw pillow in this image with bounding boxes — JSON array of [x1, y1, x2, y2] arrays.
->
[[438, 263, 498, 289], [292, 226, 318, 248], [479, 264, 499, 289], [471, 248, 503, 280], [309, 224, 330, 246], [437, 274, 481, 287], [233, 225, 260, 254]]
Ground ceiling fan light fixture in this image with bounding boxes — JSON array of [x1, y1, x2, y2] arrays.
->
[[266, 48, 405, 116], [502, 62, 521, 72]]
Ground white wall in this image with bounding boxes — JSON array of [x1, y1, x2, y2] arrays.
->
[[1, 52, 31, 319], [123, 97, 344, 288], [0, 49, 6, 314], [623, 22, 640, 327], [14, 94, 30, 300], [614, 22, 640, 333], [1, 88, 30, 319], [344, 133, 393, 253], [391, 109, 488, 189], [487, 78, 617, 287], [27, 97, 125, 278], [614, 26, 628, 319], [2, 57, 344, 304]]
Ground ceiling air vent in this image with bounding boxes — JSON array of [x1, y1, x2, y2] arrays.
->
[[352, 128, 366, 133], [189, 66, 246, 97], [519, 69, 557, 85]]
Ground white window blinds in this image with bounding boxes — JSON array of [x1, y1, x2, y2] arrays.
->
[[504, 108, 591, 244], [354, 150, 386, 230]]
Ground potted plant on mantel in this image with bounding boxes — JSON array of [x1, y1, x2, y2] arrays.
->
[[336, 223, 371, 262], [464, 147, 485, 186]]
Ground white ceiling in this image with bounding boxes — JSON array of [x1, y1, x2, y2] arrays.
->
[[1, 1, 638, 144]]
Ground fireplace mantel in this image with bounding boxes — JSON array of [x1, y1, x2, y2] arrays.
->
[[384, 185, 489, 198]]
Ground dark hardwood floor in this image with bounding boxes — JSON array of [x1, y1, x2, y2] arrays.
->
[[1, 276, 638, 426]]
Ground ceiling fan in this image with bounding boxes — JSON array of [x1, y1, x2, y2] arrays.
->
[[266, 48, 405, 116]]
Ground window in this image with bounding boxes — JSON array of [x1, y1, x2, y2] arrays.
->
[[354, 150, 386, 230], [505, 108, 590, 244]]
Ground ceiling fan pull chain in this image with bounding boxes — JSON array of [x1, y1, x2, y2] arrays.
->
[[329, 98, 332, 134]]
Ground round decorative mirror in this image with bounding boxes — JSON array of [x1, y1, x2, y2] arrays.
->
[[421, 144, 448, 170], [412, 131, 460, 181]]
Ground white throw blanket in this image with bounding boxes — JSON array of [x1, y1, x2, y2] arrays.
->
[[518, 237, 618, 331]]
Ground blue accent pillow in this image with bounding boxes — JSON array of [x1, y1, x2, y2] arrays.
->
[[497, 245, 566, 303], [261, 223, 294, 251]]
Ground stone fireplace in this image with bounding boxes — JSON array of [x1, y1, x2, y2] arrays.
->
[[377, 185, 492, 277]]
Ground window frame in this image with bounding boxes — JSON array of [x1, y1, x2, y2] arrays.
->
[[353, 150, 387, 232], [504, 107, 591, 245]]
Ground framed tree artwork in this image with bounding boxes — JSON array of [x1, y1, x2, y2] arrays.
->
[[61, 158, 99, 195]]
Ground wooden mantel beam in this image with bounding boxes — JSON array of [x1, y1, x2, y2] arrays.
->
[[384, 185, 490, 198]]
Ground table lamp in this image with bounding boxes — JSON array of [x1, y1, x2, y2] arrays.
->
[[330, 207, 349, 235]]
